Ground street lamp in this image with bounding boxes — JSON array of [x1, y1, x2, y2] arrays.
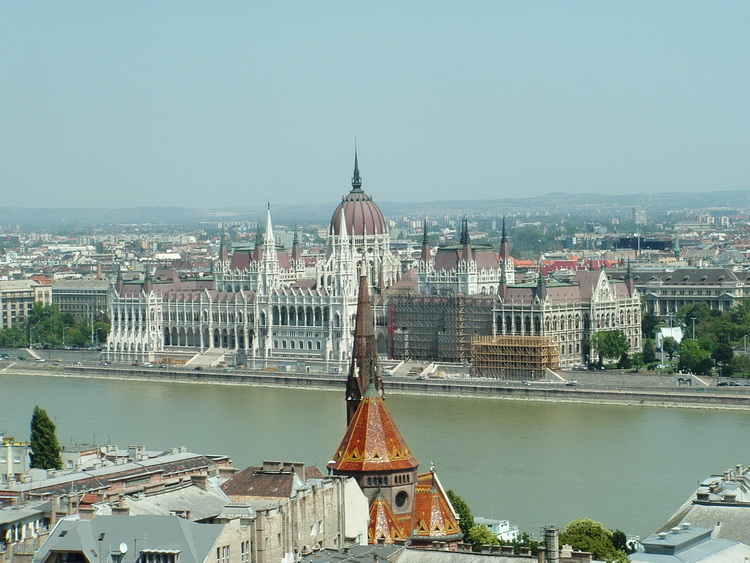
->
[[691, 317, 696, 340]]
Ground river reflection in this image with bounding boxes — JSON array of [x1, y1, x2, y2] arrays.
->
[[3, 372, 749, 537]]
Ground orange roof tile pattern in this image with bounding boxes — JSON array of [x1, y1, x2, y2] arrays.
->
[[332, 395, 419, 473], [411, 471, 462, 540], [368, 496, 408, 544]]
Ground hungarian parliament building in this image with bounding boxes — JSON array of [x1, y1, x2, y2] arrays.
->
[[107, 154, 642, 368]]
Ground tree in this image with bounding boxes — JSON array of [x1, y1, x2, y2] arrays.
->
[[730, 354, 750, 377], [641, 311, 660, 339], [712, 343, 734, 376], [468, 525, 499, 552], [662, 337, 679, 361], [447, 489, 474, 537], [642, 338, 656, 365], [559, 519, 629, 563], [678, 339, 712, 375], [29, 406, 62, 470], [589, 331, 630, 366], [611, 529, 635, 555]]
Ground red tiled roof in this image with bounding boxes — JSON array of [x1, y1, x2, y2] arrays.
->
[[368, 495, 407, 544], [411, 471, 462, 542], [332, 395, 419, 473]]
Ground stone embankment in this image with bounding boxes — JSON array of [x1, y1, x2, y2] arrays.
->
[[5, 359, 750, 410]]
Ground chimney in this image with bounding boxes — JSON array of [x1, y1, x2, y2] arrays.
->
[[191, 474, 208, 490], [537, 546, 547, 563], [545, 527, 559, 563], [79, 506, 95, 520], [112, 496, 129, 516]]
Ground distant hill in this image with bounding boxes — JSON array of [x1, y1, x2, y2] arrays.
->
[[1, 190, 748, 230]]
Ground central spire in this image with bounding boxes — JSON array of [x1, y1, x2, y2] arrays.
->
[[345, 272, 383, 424], [351, 148, 363, 192]]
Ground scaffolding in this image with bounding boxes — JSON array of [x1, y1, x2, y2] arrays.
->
[[472, 334, 560, 380], [389, 293, 494, 362]]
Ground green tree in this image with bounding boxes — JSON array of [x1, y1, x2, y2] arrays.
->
[[730, 355, 750, 377], [675, 302, 713, 326], [712, 343, 734, 376], [611, 530, 635, 555], [661, 337, 679, 361], [678, 339, 712, 375], [631, 352, 643, 373], [641, 311, 660, 338], [642, 338, 656, 365], [447, 489, 474, 537], [589, 331, 629, 365], [468, 525, 499, 552], [29, 406, 62, 470], [559, 519, 629, 563]]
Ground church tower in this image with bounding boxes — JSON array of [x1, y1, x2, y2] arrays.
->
[[345, 272, 384, 424], [332, 272, 462, 547]]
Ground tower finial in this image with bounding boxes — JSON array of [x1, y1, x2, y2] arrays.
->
[[352, 146, 362, 192]]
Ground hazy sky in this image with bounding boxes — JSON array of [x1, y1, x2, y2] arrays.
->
[[2, 2, 749, 209]]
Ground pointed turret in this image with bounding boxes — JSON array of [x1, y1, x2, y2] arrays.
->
[[143, 267, 153, 294], [115, 265, 124, 294], [534, 263, 547, 302], [218, 228, 230, 265], [420, 218, 431, 264], [252, 219, 263, 262], [624, 258, 635, 294], [264, 204, 276, 248], [345, 273, 383, 424], [498, 215, 511, 260], [338, 207, 350, 246], [290, 228, 302, 263], [498, 259, 508, 300], [460, 217, 472, 263], [351, 148, 363, 192]]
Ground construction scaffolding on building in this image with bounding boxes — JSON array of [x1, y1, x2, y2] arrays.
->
[[388, 293, 494, 362], [472, 334, 560, 380]]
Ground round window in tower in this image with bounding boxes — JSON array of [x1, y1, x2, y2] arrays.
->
[[395, 491, 408, 508]]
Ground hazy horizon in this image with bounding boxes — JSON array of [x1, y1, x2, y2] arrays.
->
[[2, 2, 749, 209]]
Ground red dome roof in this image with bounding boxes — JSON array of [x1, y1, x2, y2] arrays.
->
[[330, 152, 387, 236], [330, 191, 387, 236]]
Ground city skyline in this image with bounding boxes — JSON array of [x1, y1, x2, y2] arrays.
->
[[2, 2, 749, 209]]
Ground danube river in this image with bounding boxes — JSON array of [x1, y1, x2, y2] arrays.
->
[[3, 371, 749, 538]]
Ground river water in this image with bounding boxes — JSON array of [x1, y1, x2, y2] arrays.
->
[[3, 371, 749, 539]]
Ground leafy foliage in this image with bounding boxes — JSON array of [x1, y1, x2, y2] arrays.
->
[[29, 406, 62, 470], [447, 489, 474, 537], [712, 343, 734, 376], [730, 354, 750, 377], [678, 339, 713, 375], [559, 519, 629, 562], [589, 330, 629, 365], [468, 525, 499, 552], [642, 338, 656, 364], [0, 303, 110, 348], [641, 311, 660, 338], [661, 337, 679, 360]]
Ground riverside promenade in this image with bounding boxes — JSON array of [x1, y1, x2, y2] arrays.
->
[[3, 349, 750, 409]]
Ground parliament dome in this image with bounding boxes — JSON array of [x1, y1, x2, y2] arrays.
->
[[330, 153, 387, 236]]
